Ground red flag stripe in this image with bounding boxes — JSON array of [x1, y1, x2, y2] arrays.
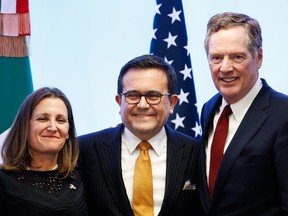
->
[[16, 0, 29, 13]]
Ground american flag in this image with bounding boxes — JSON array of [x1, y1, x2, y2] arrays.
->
[[150, 0, 201, 139]]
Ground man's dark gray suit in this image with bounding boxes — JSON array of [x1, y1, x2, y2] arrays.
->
[[199, 79, 288, 215], [77, 123, 202, 215]]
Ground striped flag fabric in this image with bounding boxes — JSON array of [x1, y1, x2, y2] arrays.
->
[[0, 0, 30, 57], [0, 0, 33, 135], [150, 0, 201, 139]]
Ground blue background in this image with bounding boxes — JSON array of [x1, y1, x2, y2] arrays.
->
[[29, 0, 288, 135]]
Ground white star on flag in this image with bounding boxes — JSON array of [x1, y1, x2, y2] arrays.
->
[[164, 56, 174, 65], [171, 113, 185, 130], [152, 28, 157, 39], [184, 44, 190, 56], [163, 32, 178, 49], [155, 3, 162, 15], [179, 64, 192, 80], [168, 7, 182, 24], [192, 121, 202, 137], [178, 89, 189, 105]]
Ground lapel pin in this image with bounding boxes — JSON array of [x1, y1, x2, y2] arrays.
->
[[69, 184, 77, 190]]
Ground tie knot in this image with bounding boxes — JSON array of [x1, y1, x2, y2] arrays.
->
[[221, 105, 232, 117], [138, 141, 151, 151]]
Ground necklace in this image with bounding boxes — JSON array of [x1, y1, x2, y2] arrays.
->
[[26, 164, 58, 171]]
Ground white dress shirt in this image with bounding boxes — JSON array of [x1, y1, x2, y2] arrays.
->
[[121, 127, 167, 216], [206, 78, 263, 182]]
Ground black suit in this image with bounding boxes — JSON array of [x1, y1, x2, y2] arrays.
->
[[199, 79, 288, 215], [77, 123, 202, 215]]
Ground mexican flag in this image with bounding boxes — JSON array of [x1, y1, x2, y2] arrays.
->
[[0, 0, 33, 135], [0, 57, 33, 134]]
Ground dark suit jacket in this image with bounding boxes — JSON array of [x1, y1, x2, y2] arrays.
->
[[199, 79, 288, 216], [77, 123, 202, 216]]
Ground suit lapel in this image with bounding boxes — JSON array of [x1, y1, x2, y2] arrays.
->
[[96, 124, 134, 216], [211, 82, 271, 202], [200, 95, 222, 210], [159, 127, 191, 215]]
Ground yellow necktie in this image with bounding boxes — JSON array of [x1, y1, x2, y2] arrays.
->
[[132, 141, 154, 216]]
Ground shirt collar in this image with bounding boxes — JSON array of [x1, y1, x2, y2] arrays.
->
[[222, 78, 263, 122], [122, 127, 167, 156]]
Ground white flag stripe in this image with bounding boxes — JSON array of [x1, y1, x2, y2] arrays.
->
[[0, 0, 17, 13]]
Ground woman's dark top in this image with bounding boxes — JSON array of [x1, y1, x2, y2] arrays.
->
[[0, 168, 88, 216]]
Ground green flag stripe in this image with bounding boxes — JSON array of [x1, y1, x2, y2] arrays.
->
[[0, 56, 33, 133]]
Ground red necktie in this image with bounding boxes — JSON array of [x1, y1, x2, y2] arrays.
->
[[209, 105, 232, 199]]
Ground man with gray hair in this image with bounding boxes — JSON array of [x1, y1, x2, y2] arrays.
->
[[199, 12, 288, 215]]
